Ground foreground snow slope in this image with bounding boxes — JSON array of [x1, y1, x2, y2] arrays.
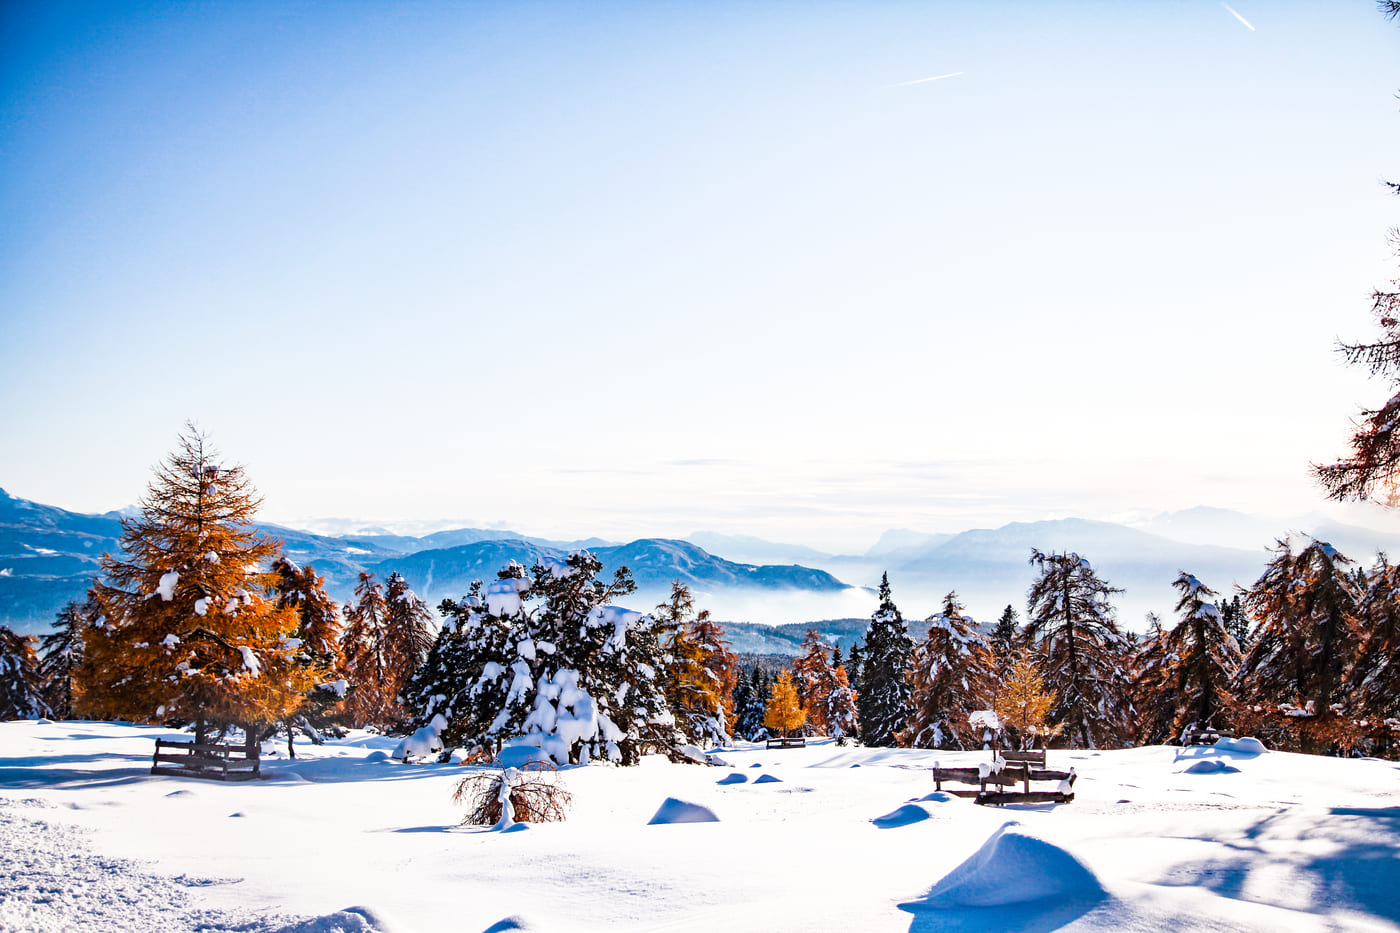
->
[[1, 720, 1397, 933]]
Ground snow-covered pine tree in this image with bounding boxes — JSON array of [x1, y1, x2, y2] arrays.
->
[[0, 625, 48, 719], [657, 582, 737, 748], [1347, 555, 1400, 742], [269, 558, 345, 745], [763, 669, 806, 738], [900, 591, 996, 749], [340, 572, 398, 730], [82, 427, 311, 745], [39, 598, 95, 720], [1023, 549, 1133, 748], [856, 573, 914, 747], [1157, 573, 1242, 741], [1238, 539, 1362, 753], [407, 553, 678, 765]]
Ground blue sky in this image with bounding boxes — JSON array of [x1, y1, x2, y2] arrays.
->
[[3, 1, 1399, 550]]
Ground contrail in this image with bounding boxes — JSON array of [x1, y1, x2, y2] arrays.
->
[[888, 71, 964, 88], [1222, 2, 1255, 31]]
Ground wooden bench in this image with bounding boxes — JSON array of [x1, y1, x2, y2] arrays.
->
[[765, 736, 806, 749], [151, 739, 261, 781], [932, 754, 1075, 806], [1001, 748, 1046, 768], [1180, 725, 1233, 746]]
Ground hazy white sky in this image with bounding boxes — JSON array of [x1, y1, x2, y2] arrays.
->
[[3, 1, 1399, 551]]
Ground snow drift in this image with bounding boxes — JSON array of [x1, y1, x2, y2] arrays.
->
[[918, 821, 1105, 908]]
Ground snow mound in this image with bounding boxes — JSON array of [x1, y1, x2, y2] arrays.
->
[[164, 789, 194, 798], [1215, 736, 1267, 755], [277, 905, 398, 932], [920, 821, 1105, 908], [716, 772, 748, 785], [872, 803, 933, 828], [917, 791, 962, 804], [364, 750, 391, 762], [753, 773, 782, 784], [1180, 759, 1241, 775], [481, 917, 549, 932], [495, 744, 554, 769], [647, 798, 720, 825]]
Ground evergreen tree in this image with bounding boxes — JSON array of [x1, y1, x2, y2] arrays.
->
[[341, 572, 397, 730], [1023, 549, 1133, 748], [269, 558, 345, 745], [1347, 555, 1400, 736], [991, 604, 1020, 678], [39, 598, 95, 720], [0, 625, 48, 720], [1238, 539, 1362, 753], [384, 571, 435, 690], [900, 591, 996, 749], [845, 639, 863, 686], [763, 669, 806, 738], [856, 573, 914, 747], [405, 553, 676, 765], [735, 667, 769, 740], [82, 426, 310, 745], [1157, 573, 1242, 740], [1220, 595, 1250, 651]]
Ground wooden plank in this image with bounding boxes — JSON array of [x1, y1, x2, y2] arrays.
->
[[977, 791, 1074, 806]]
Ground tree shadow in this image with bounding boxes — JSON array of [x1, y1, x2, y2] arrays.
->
[[1146, 806, 1400, 922]]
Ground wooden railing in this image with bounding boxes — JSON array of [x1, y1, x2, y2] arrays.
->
[[151, 739, 260, 782]]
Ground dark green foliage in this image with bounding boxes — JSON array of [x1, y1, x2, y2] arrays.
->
[[39, 598, 94, 720], [0, 624, 47, 720], [855, 573, 913, 747], [991, 604, 1020, 677]]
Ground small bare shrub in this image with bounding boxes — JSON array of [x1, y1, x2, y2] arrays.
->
[[454, 764, 573, 826]]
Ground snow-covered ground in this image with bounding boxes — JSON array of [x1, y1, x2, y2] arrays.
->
[[1, 721, 1398, 933]]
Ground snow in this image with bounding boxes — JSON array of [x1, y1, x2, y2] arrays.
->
[[157, 570, 179, 601], [237, 646, 261, 677], [194, 598, 209, 616], [913, 820, 1106, 907], [2, 722, 1399, 932], [647, 798, 720, 825], [484, 577, 530, 617], [968, 710, 1001, 731]]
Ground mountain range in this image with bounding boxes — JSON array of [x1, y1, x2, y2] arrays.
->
[[6, 486, 1400, 648]]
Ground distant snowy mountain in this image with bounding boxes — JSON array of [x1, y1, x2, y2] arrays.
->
[[8, 486, 1400, 637], [372, 538, 852, 610]]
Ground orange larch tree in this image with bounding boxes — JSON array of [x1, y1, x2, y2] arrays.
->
[[82, 426, 313, 747]]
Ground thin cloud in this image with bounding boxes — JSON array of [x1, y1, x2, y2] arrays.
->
[[887, 71, 964, 88], [1222, 2, 1255, 31]]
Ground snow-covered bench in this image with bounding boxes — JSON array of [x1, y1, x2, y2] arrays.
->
[[765, 736, 806, 749], [151, 739, 260, 781], [1179, 725, 1233, 746], [931, 755, 1075, 806]]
